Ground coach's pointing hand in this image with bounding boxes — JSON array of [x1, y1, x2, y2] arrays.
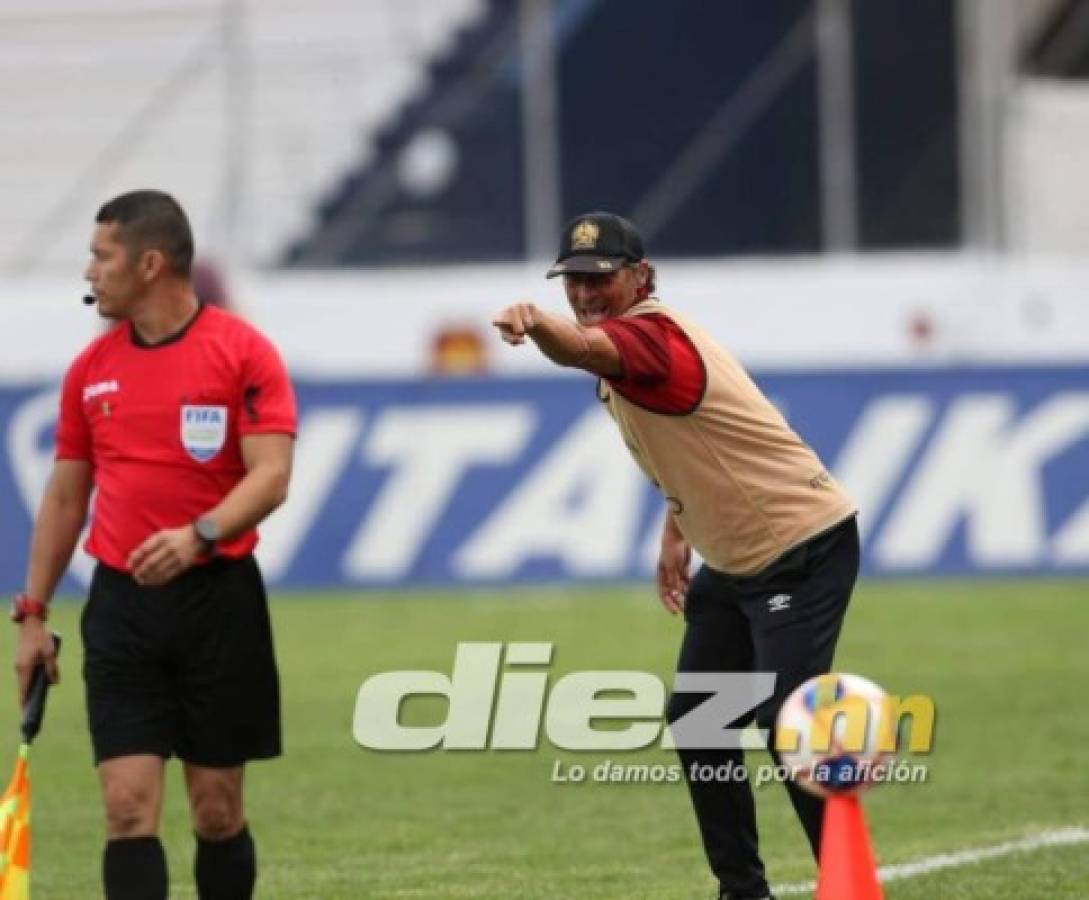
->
[[128, 525, 206, 586], [492, 303, 539, 346]]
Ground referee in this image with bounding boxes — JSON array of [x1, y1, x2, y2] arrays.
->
[[493, 213, 859, 900], [13, 190, 296, 900]]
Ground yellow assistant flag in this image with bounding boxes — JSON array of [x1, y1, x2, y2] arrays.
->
[[0, 744, 31, 899]]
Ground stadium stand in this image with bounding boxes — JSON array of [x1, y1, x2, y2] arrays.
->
[[285, 0, 529, 266], [1025, 0, 1089, 75], [285, 0, 961, 266], [1010, 0, 1089, 252], [0, 0, 485, 274]]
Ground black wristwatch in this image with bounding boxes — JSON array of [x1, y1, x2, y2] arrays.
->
[[194, 516, 221, 554]]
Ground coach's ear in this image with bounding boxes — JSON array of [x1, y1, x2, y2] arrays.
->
[[632, 259, 652, 299]]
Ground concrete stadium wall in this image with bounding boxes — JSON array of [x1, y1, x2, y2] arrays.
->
[[2, 253, 1088, 380]]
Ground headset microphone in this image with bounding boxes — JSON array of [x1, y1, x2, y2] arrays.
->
[[83, 294, 96, 305]]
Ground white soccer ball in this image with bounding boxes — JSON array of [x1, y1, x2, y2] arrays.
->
[[775, 672, 897, 798]]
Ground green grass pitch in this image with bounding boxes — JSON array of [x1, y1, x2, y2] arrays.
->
[[3, 579, 1087, 898]]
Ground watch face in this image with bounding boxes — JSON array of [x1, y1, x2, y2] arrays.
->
[[196, 518, 219, 543]]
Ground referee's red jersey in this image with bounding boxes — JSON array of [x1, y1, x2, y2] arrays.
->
[[55, 305, 297, 571]]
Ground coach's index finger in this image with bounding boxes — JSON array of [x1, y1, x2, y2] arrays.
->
[[491, 308, 525, 345]]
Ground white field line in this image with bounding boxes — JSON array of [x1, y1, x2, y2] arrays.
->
[[773, 826, 1089, 896]]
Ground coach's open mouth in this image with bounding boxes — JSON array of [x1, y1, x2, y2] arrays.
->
[[578, 304, 608, 324]]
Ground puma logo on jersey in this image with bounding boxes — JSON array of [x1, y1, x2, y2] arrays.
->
[[83, 380, 119, 402]]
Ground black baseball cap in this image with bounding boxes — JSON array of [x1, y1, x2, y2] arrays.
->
[[546, 211, 645, 278]]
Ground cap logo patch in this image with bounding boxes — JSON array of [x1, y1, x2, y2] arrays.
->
[[571, 219, 599, 250]]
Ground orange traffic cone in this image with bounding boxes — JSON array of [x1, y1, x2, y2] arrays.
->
[[815, 794, 883, 900]]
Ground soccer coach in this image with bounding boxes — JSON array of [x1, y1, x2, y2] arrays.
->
[[493, 213, 860, 900], [13, 190, 296, 900]]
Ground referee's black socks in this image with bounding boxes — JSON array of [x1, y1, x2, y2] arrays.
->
[[103, 835, 168, 900], [195, 823, 257, 900]]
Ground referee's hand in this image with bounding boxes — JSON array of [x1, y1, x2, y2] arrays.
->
[[128, 525, 204, 586], [14, 619, 59, 705]]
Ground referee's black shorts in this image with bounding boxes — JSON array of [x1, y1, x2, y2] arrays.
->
[[81, 554, 282, 767]]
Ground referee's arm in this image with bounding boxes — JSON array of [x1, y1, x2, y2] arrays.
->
[[203, 432, 294, 540], [127, 433, 293, 586], [15, 459, 93, 697]]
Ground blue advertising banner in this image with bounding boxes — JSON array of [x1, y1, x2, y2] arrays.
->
[[2, 367, 1088, 592]]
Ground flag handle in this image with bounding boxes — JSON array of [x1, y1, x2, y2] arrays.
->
[[21, 633, 61, 744]]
